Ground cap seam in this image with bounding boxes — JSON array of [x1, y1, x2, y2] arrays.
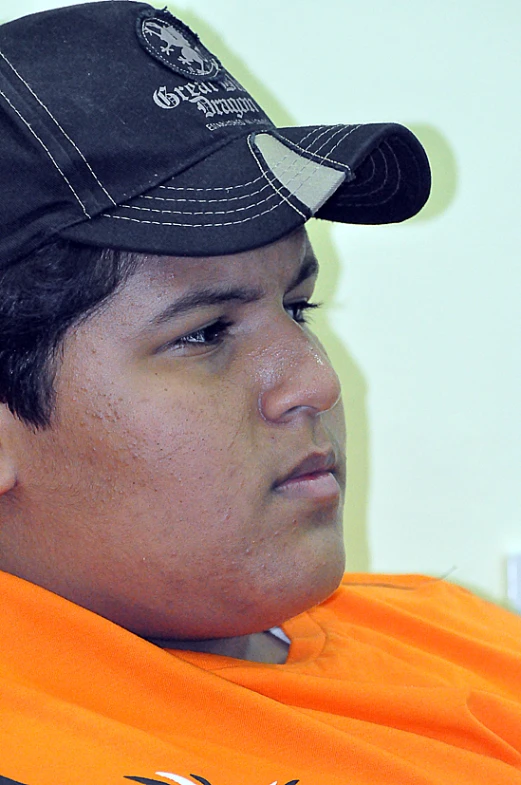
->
[[336, 147, 388, 202], [112, 187, 282, 218], [142, 127, 348, 206], [0, 87, 90, 218], [144, 181, 273, 205], [0, 48, 116, 207], [107, 127, 351, 221], [336, 142, 402, 207], [154, 126, 330, 195], [246, 135, 306, 219], [277, 124, 359, 171], [112, 138, 313, 215], [99, 196, 294, 229]]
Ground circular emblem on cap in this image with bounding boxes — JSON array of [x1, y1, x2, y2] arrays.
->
[[137, 9, 222, 81]]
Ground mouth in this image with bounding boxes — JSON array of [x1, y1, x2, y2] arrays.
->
[[273, 449, 341, 502]]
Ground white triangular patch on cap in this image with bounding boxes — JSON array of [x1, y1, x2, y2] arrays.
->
[[254, 133, 345, 214]]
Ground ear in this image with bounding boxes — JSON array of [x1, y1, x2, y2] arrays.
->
[[0, 404, 18, 496]]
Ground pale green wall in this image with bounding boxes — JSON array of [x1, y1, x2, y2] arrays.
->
[[3, 1, 521, 607]]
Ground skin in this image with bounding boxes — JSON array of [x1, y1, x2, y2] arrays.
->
[[0, 229, 346, 663]]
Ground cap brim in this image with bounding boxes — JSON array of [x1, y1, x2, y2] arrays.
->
[[60, 122, 430, 257]]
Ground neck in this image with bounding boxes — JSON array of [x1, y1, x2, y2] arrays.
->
[[147, 630, 289, 664]]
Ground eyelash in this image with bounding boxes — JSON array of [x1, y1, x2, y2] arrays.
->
[[170, 301, 321, 351], [175, 318, 233, 348], [285, 300, 321, 324]]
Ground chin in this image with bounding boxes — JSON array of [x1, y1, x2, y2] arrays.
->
[[126, 535, 346, 641], [294, 554, 345, 612], [240, 547, 346, 635]]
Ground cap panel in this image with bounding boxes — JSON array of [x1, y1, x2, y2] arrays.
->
[[60, 130, 313, 256], [0, 2, 273, 192], [0, 2, 431, 266], [0, 58, 93, 264], [61, 123, 430, 257], [0, 2, 275, 264], [0, 49, 111, 217]]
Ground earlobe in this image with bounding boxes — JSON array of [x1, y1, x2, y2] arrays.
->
[[0, 404, 18, 496]]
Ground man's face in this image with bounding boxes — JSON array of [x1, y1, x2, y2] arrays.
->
[[1, 230, 346, 639]]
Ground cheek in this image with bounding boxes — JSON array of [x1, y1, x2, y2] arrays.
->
[[60, 377, 263, 521]]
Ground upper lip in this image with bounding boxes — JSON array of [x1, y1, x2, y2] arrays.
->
[[274, 449, 337, 488]]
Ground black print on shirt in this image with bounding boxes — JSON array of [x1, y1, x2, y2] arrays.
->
[[0, 773, 299, 785], [126, 776, 299, 785]]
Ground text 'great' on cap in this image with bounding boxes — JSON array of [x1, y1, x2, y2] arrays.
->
[[0, 1, 431, 266]]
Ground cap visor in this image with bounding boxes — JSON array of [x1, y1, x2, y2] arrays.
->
[[60, 122, 430, 256]]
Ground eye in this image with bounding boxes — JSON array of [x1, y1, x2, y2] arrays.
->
[[285, 300, 321, 325], [162, 318, 233, 354]]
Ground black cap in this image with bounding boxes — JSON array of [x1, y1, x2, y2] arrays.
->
[[0, 1, 431, 266]]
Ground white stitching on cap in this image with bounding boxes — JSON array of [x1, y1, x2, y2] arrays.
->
[[146, 124, 353, 207], [363, 146, 387, 195], [103, 136, 403, 223], [368, 141, 401, 204], [144, 126, 349, 207], [145, 137, 334, 205], [336, 141, 401, 206], [0, 88, 90, 217], [154, 125, 336, 196], [155, 126, 336, 194], [113, 149, 313, 214], [110, 187, 281, 217], [359, 145, 389, 198], [144, 181, 273, 204], [0, 49, 117, 206], [100, 197, 290, 228], [338, 146, 387, 201], [356, 154, 376, 187], [242, 133, 306, 218], [158, 174, 265, 194], [105, 126, 349, 223], [104, 128, 341, 224], [1, 45, 352, 209], [289, 124, 360, 168], [245, 131, 348, 218], [271, 124, 354, 169], [111, 132, 326, 217], [288, 124, 351, 163]]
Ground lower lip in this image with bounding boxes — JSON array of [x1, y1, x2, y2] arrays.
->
[[274, 471, 341, 501]]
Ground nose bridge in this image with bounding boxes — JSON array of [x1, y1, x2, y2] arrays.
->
[[257, 318, 341, 423]]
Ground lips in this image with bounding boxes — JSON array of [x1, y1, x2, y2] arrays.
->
[[273, 449, 341, 502], [275, 450, 337, 486]]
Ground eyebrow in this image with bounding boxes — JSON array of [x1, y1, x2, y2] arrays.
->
[[147, 253, 319, 329]]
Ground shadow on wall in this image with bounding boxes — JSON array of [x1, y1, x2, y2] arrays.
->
[[308, 220, 372, 573], [167, 7, 459, 574]]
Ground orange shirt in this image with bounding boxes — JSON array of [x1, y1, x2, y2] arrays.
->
[[1, 570, 521, 785]]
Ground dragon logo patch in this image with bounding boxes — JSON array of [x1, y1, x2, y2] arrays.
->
[[137, 9, 222, 81]]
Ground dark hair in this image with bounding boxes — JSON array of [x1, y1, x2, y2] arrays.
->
[[0, 240, 138, 429]]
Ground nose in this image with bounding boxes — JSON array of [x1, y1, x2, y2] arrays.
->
[[258, 321, 342, 424]]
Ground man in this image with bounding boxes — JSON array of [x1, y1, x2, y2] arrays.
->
[[0, 3, 519, 784]]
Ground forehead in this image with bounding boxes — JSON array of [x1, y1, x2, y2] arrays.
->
[[131, 227, 312, 289], [68, 229, 316, 350], [101, 229, 314, 327]]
